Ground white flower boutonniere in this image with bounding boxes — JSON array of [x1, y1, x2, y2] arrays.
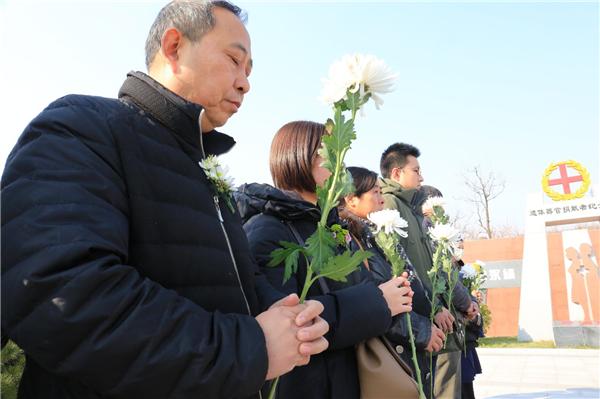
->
[[199, 155, 235, 214]]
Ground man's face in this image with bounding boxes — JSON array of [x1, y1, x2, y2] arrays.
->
[[176, 7, 252, 132], [397, 155, 424, 189]]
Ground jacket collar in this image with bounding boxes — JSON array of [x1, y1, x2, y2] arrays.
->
[[379, 178, 424, 205], [118, 71, 235, 156], [234, 183, 340, 226], [339, 210, 375, 242]]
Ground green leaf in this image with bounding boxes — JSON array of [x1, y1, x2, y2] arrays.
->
[[373, 231, 406, 277], [317, 143, 335, 172], [334, 99, 350, 112], [392, 258, 406, 278], [268, 242, 306, 285], [428, 268, 437, 281], [322, 107, 356, 156], [358, 92, 372, 106], [316, 185, 327, 210], [434, 277, 447, 295], [305, 225, 337, 272], [268, 247, 288, 267], [325, 118, 335, 134], [1, 341, 25, 399], [318, 250, 373, 282], [345, 87, 362, 112], [335, 168, 355, 199], [442, 257, 454, 274]]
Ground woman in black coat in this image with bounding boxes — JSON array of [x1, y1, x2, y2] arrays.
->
[[338, 167, 446, 399], [235, 121, 413, 399]]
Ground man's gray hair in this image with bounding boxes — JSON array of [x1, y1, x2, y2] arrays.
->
[[145, 0, 246, 70]]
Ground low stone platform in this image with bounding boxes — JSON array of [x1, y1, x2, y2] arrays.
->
[[474, 348, 600, 398]]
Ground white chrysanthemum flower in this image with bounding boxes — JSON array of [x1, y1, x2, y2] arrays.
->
[[318, 53, 399, 117], [424, 196, 449, 208], [367, 209, 408, 237], [460, 264, 477, 279], [428, 223, 460, 245], [199, 155, 235, 193]]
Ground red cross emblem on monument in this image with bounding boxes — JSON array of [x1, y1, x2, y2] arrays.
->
[[548, 164, 583, 194], [542, 160, 590, 201]]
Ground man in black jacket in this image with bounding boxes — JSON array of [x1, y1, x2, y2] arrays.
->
[[1, 1, 328, 398]]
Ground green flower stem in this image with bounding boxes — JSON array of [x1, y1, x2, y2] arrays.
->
[[298, 270, 316, 304], [319, 145, 351, 227], [268, 377, 279, 399], [428, 243, 444, 393], [406, 313, 425, 399], [430, 352, 434, 396]]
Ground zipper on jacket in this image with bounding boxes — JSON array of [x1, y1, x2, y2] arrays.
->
[[198, 110, 251, 316], [214, 195, 252, 316], [214, 196, 224, 222], [199, 115, 264, 399]]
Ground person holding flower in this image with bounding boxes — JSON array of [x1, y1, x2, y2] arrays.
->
[[379, 144, 455, 332], [423, 194, 479, 399], [1, 2, 332, 398], [338, 166, 445, 399], [380, 143, 475, 398], [235, 121, 414, 399]]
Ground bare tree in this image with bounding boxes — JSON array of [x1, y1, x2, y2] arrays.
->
[[450, 209, 479, 241], [492, 222, 523, 238], [459, 165, 506, 239]]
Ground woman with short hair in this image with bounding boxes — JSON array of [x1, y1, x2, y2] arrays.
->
[[235, 121, 413, 399]]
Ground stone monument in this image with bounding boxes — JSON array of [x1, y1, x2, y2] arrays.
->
[[519, 160, 599, 346]]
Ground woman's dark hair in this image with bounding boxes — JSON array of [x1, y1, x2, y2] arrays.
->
[[270, 121, 327, 193], [338, 166, 379, 209]]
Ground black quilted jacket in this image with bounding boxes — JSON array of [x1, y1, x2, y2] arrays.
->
[[1, 72, 282, 399]]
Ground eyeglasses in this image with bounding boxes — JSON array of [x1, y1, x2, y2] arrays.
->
[[401, 166, 421, 176]]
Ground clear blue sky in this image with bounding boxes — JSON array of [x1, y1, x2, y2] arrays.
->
[[1, 0, 598, 235]]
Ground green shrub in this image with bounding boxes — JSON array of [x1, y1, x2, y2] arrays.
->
[[480, 304, 492, 335], [1, 341, 25, 399]]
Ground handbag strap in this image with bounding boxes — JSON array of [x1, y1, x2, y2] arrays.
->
[[285, 221, 330, 295], [350, 233, 370, 271]]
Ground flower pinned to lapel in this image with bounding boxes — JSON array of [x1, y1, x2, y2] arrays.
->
[[199, 155, 235, 213]]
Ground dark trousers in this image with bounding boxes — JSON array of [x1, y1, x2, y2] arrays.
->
[[461, 382, 475, 399]]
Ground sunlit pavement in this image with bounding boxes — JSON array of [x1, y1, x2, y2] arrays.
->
[[474, 348, 600, 399]]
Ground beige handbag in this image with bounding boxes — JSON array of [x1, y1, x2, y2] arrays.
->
[[352, 235, 420, 399], [356, 335, 420, 399]]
